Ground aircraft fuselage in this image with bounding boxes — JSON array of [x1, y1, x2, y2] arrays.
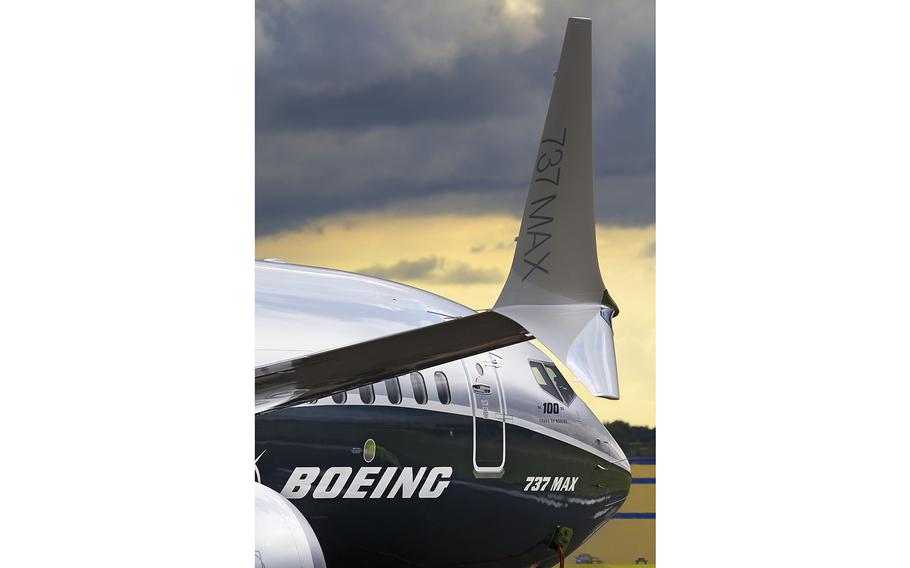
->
[[255, 261, 631, 567]]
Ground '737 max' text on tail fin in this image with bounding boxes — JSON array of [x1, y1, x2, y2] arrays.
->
[[493, 17, 621, 400]]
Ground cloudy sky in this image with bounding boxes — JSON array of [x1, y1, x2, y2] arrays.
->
[[255, 0, 655, 426]]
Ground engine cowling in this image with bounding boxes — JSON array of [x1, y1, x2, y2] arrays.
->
[[255, 483, 327, 568]]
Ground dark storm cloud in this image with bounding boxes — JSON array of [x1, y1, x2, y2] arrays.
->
[[257, 49, 548, 133], [439, 263, 503, 284], [256, 0, 654, 236], [357, 256, 439, 280], [356, 256, 502, 284]]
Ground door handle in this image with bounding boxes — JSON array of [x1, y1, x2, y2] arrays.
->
[[472, 383, 492, 395]]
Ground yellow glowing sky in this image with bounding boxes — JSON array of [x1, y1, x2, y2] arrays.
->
[[256, 211, 654, 426]]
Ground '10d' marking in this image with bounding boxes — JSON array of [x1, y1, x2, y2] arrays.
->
[[524, 476, 578, 492], [523, 127, 567, 282], [541, 402, 560, 414]]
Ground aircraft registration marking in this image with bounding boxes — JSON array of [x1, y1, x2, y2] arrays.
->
[[523, 475, 578, 492]]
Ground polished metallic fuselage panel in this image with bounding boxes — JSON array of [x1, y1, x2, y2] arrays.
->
[[256, 261, 630, 567]]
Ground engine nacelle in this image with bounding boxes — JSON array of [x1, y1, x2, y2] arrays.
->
[[255, 483, 327, 568]]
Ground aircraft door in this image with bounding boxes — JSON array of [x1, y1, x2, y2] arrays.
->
[[462, 353, 506, 478]]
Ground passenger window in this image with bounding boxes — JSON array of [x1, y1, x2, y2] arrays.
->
[[359, 384, 375, 404], [385, 377, 402, 405], [434, 371, 451, 405], [410, 372, 428, 404], [332, 391, 347, 404]]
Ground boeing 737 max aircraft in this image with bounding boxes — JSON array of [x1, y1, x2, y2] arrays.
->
[[254, 18, 632, 568]]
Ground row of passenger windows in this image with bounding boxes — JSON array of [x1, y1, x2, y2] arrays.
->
[[331, 371, 451, 406]]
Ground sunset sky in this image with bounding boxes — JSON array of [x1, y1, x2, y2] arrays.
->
[[255, 0, 655, 426]]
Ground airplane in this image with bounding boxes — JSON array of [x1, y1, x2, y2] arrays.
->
[[255, 17, 632, 568]]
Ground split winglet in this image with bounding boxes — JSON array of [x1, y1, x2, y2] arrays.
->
[[492, 18, 621, 399]]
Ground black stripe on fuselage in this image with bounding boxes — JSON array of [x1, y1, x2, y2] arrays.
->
[[256, 404, 630, 568]]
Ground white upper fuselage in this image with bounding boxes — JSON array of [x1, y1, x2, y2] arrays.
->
[[255, 260, 628, 470]]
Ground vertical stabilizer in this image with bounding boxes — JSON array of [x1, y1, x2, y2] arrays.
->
[[492, 18, 621, 399]]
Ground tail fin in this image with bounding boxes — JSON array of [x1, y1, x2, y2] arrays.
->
[[492, 17, 621, 399]]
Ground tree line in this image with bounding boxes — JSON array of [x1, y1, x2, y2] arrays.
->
[[603, 421, 655, 457]]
